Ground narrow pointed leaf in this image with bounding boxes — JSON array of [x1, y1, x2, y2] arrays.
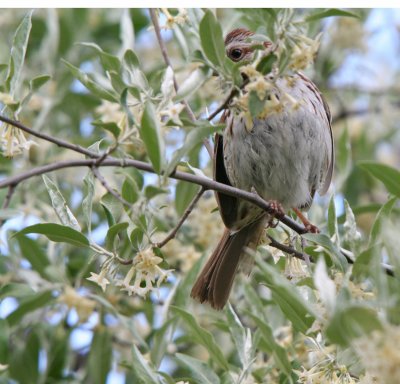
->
[[140, 101, 164, 174], [15, 223, 90, 247]]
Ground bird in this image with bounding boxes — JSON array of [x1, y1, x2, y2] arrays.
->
[[190, 28, 334, 310]]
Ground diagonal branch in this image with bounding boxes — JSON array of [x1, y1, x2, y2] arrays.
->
[[0, 184, 16, 227], [0, 157, 307, 234], [155, 187, 206, 248]]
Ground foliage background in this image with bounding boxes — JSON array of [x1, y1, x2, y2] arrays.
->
[[1, 8, 400, 384]]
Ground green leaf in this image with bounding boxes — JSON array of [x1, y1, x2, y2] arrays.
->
[[0, 319, 10, 362], [0, 283, 34, 300], [7, 10, 33, 95], [359, 161, 400, 198], [9, 330, 40, 384], [122, 176, 140, 204], [199, 10, 226, 68], [6, 290, 54, 325], [256, 257, 316, 333], [16, 235, 50, 278], [369, 196, 397, 247], [88, 329, 113, 384], [175, 181, 200, 216], [131, 344, 160, 384], [248, 90, 265, 118], [105, 222, 129, 250], [42, 175, 81, 231], [305, 8, 360, 22], [120, 9, 135, 52], [78, 42, 121, 72], [166, 123, 222, 177], [326, 306, 382, 347], [352, 245, 380, 279], [30, 74, 51, 91], [256, 53, 277, 75], [336, 126, 352, 188], [302, 233, 348, 271], [92, 120, 121, 138], [140, 101, 164, 174], [174, 67, 212, 102], [327, 194, 339, 240], [15, 223, 90, 247], [122, 49, 149, 91], [82, 170, 95, 233], [62, 59, 118, 102], [172, 306, 229, 370], [226, 304, 253, 370], [246, 312, 292, 376], [144, 185, 168, 200], [101, 192, 124, 226], [175, 353, 220, 384], [150, 319, 175, 369]]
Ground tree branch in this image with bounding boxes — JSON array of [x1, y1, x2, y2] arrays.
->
[[91, 166, 132, 208], [155, 187, 206, 248], [0, 184, 16, 227], [0, 115, 96, 158], [266, 234, 314, 263], [0, 157, 308, 234]]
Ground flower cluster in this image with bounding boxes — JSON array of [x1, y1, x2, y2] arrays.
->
[[116, 248, 172, 297], [160, 8, 188, 29], [58, 286, 96, 323], [288, 35, 321, 71], [0, 124, 36, 157]]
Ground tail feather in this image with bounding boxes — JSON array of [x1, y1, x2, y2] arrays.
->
[[191, 217, 266, 309]]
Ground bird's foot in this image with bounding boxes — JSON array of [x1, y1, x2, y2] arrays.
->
[[293, 207, 320, 233]]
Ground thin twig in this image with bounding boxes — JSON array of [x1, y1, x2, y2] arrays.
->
[[155, 187, 206, 248], [149, 8, 213, 157], [207, 79, 249, 122], [0, 184, 16, 227], [266, 234, 314, 263], [91, 167, 133, 208]]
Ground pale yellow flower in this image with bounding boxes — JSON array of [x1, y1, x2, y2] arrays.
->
[[246, 76, 273, 100], [95, 100, 125, 124], [240, 65, 261, 80], [0, 124, 37, 157], [0, 364, 8, 371], [87, 269, 110, 292], [354, 325, 400, 382], [161, 8, 188, 29], [117, 248, 172, 297], [160, 103, 185, 126], [161, 237, 201, 272], [289, 37, 320, 71], [58, 286, 96, 322]]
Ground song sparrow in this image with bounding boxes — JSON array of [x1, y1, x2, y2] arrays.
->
[[191, 28, 334, 309]]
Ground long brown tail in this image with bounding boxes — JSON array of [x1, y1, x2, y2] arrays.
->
[[190, 217, 266, 309]]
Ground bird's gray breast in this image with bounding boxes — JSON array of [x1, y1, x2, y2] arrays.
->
[[223, 77, 332, 210]]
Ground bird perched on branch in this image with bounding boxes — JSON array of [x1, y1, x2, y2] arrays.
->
[[191, 28, 334, 309]]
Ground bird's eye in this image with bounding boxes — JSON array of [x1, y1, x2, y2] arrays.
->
[[229, 48, 243, 61]]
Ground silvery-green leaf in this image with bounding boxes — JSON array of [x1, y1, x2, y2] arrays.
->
[[120, 9, 135, 53], [42, 175, 81, 231], [82, 171, 95, 233], [62, 59, 118, 102], [7, 10, 33, 95], [343, 199, 361, 250], [140, 101, 165, 174], [174, 67, 211, 102], [314, 258, 336, 315]]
